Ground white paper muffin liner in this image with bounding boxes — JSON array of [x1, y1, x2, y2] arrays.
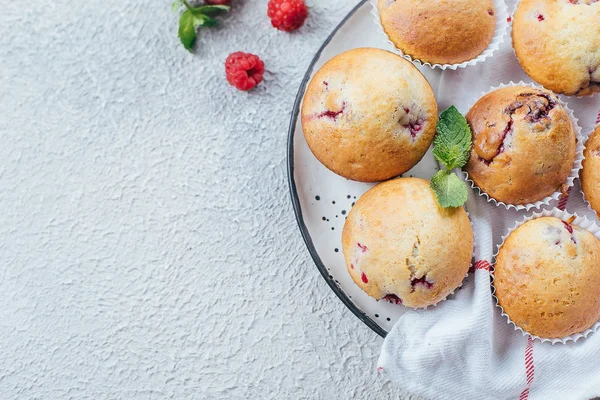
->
[[370, 0, 509, 70], [462, 81, 585, 211], [491, 208, 600, 344], [509, 0, 599, 98], [580, 187, 598, 220]]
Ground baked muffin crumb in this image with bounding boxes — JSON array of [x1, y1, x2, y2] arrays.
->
[[581, 126, 600, 214], [342, 178, 473, 308], [495, 216, 600, 338], [465, 86, 576, 205], [301, 48, 438, 182], [513, 0, 600, 96], [378, 0, 496, 65]]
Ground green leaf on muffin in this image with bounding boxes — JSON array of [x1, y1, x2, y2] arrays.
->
[[430, 106, 472, 208], [430, 170, 469, 208], [433, 106, 472, 169]]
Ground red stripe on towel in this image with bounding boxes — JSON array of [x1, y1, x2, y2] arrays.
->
[[558, 187, 571, 211], [474, 260, 491, 272], [518, 337, 535, 400]]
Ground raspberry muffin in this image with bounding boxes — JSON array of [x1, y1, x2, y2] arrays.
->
[[377, 0, 496, 65], [495, 216, 600, 338], [342, 177, 473, 308], [513, 0, 600, 96], [301, 48, 438, 182], [581, 126, 600, 214], [465, 86, 576, 205]]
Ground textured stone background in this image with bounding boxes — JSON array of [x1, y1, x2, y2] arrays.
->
[[0, 0, 415, 398]]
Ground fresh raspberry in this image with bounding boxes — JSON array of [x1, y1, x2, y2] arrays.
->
[[225, 52, 265, 91], [204, 0, 231, 5], [267, 0, 308, 32]]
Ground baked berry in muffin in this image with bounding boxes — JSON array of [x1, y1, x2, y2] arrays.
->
[[342, 178, 473, 308], [495, 216, 600, 338], [581, 126, 600, 214], [513, 0, 600, 96], [301, 48, 438, 182], [465, 86, 576, 205], [377, 0, 496, 65]]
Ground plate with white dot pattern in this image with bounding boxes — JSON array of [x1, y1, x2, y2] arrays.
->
[[287, 0, 449, 336]]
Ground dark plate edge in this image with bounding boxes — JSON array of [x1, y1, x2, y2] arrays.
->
[[286, 0, 387, 338]]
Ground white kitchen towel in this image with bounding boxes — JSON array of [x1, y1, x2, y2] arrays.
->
[[377, 2, 600, 399]]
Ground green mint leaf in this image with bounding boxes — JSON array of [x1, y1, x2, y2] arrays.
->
[[430, 170, 468, 208], [172, 0, 185, 13], [194, 5, 231, 14], [178, 10, 196, 51], [433, 143, 468, 171], [193, 13, 218, 28], [433, 106, 472, 170]]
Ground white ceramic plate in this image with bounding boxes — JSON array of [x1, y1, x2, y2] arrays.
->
[[288, 0, 599, 338], [288, 0, 447, 336]]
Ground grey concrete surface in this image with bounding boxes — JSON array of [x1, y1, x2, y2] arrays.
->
[[0, 1, 415, 398]]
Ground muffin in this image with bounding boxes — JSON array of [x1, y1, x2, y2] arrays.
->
[[377, 0, 496, 65], [495, 216, 600, 338], [342, 177, 473, 308], [301, 48, 438, 182], [581, 126, 600, 214], [513, 0, 600, 96], [465, 86, 576, 205]]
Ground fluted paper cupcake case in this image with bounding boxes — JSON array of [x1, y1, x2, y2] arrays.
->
[[369, 0, 509, 70], [509, 0, 599, 98], [580, 187, 598, 220], [462, 81, 585, 211], [491, 208, 600, 344]]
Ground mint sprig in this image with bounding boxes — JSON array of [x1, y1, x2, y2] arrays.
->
[[430, 170, 468, 208], [430, 106, 472, 208], [174, 1, 230, 52]]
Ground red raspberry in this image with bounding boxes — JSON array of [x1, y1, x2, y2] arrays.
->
[[225, 52, 265, 91], [267, 0, 308, 32], [204, 0, 231, 4]]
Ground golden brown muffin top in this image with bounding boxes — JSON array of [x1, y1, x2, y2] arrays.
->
[[342, 178, 473, 308], [378, 0, 496, 64], [513, 0, 600, 96], [301, 48, 438, 182], [581, 126, 600, 214], [465, 86, 576, 205], [495, 216, 600, 338]]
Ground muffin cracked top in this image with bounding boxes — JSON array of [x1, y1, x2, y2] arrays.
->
[[465, 86, 576, 205], [342, 178, 473, 308]]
